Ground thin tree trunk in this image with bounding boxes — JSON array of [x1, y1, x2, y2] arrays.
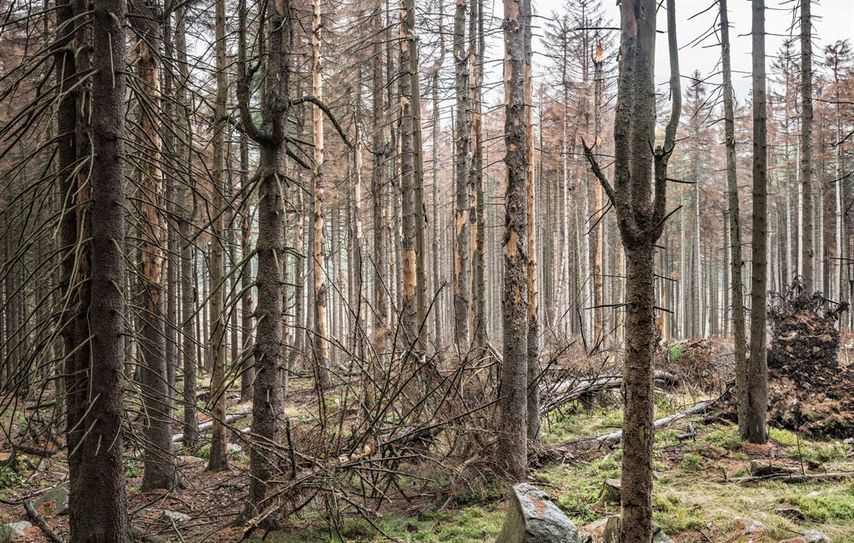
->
[[453, 0, 471, 348], [312, 0, 332, 388], [800, 0, 814, 291], [207, 0, 230, 472], [748, 0, 769, 445]]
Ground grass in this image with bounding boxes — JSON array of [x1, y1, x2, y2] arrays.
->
[[266, 407, 854, 543]]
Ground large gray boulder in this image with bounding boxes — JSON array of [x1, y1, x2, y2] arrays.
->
[[496, 484, 578, 543], [33, 486, 69, 516]]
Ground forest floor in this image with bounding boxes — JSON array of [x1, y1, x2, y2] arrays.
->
[[1, 366, 853, 542]]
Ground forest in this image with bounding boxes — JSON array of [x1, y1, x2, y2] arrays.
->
[[0, 0, 853, 540]]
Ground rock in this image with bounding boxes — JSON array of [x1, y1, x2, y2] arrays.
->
[[603, 516, 620, 543], [742, 518, 766, 535], [161, 510, 191, 523], [227, 443, 245, 459], [652, 526, 674, 543], [749, 460, 792, 477], [33, 486, 69, 516], [0, 521, 32, 541], [775, 507, 806, 521], [779, 529, 831, 543], [495, 484, 578, 543], [802, 530, 831, 543], [601, 478, 621, 503], [177, 455, 205, 467]]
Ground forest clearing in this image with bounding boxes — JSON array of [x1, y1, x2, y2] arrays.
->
[[1, 0, 853, 541]]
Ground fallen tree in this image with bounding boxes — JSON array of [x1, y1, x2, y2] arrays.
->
[[540, 370, 679, 415], [171, 411, 250, 443]]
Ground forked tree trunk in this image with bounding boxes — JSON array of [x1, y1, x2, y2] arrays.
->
[[583, 1, 681, 540]]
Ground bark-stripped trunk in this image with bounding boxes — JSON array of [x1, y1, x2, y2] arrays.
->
[[132, 1, 176, 489], [523, 0, 539, 442], [69, 0, 131, 536], [748, 0, 769, 445], [399, 0, 419, 346], [371, 0, 388, 342], [453, 0, 471, 348], [207, 0, 229, 472], [312, 0, 332, 388], [498, 0, 528, 481], [721, 0, 748, 437], [800, 0, 814, 291]]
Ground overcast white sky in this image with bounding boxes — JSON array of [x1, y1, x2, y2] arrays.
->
[[523, 0, 854, 98]]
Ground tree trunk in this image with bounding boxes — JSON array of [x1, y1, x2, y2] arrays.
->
[[498, 0, 528, 481], [131, 0, 177, 489], [240, 130, 255, 401], [523, 0, 539, 442], [748, 0, 769, 445], [719, 0, 748, 438], [207, 0, 230, 472], [312, 0, 333, 388], [70, 0, 131, 535], [175, 5, 198, 448], [800, 0, 814, 291], [453, 0, 471, 349]]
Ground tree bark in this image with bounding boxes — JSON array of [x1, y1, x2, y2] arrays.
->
[[748, 0, 769, 445], [498, 0, 528, 481], [207, 0, 230, 472], [719, 0, 748, 439], [453, 0, 471, 349], [800, 0, 814, 291], [69, 0, 132, 535]]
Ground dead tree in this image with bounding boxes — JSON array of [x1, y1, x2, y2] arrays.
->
[[583, 0, 681, 539]]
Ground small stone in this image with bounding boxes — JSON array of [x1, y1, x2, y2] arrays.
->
[[653, 526, 674, 543], [161, 510, 191, 523], [34, 486, 69, 516], [227, 443, 245, 459], [603, 516, 620, 543], [0, 521, 32, 541], [601, 478, 621, 503], [177, 455, 205, 467], [742, 518, 767, 535], [802, 529, 831, 543], [495, 483, 578, 543]]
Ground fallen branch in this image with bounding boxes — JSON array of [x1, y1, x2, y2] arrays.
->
[[594, 399, 713, 444], [24, 500, 64, 543], [171, 411, 250, 443], [724, 472, 854, 485], [541, 370, 680, 415]]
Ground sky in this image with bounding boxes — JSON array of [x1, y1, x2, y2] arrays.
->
[[524, 0, 854, 98]]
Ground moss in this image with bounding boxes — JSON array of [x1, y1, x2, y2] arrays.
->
[[678, 453, 702, 473], [703, 425, 742, 450], [781, 492, 854, 522]]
